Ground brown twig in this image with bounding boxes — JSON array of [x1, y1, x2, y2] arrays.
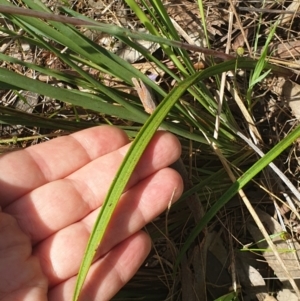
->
[[0, 5, 235, 61]]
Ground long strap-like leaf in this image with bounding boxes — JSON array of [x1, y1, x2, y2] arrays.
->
[[72, 71, 197, 300], [72, 64, 223, 299], [73, 57, 292, 300]]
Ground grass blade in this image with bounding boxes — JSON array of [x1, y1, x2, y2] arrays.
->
[[73, 62, 239, 299], [72, 72, 195, 300], [176, 123, 300, 268]]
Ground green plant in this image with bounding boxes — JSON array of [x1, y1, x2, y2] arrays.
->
[[0, 1, 299, 300]]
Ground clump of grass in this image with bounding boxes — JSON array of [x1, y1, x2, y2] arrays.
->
[[1, 0, 300, 300]]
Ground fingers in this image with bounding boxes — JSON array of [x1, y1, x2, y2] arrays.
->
[[5, 131, 182, 243], [0, 126, 129, 207], [0, 212, 48, 300], [33, 168, 183, 286], [48, 231, 150, 301]]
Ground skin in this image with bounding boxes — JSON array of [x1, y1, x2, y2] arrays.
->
[[0, 126, 183, 301]]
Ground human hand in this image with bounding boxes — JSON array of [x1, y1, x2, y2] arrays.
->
[[0, 126, 183, 301]]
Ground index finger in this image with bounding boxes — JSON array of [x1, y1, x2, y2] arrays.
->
[[0, 126, 129, 207]]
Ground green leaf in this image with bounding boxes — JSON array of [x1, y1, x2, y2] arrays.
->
[[72, 58, 243, 299], [0, 68, 138, 122], [72, 69, 200, 300], [68, 55, 295, 299], [214, 291, 238, 301], [175, 123, 300, 269]]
